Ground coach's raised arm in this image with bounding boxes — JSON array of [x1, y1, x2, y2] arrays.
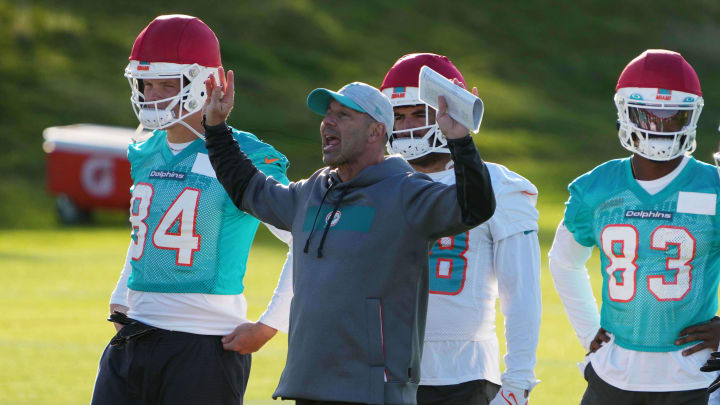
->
[[202, 67, 495, 404], [202, 68, 494, 230]]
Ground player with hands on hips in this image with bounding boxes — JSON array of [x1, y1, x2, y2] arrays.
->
[[90, 15, 292, 405], [549, 49, 720, 405], [378, 53, 541, 405]]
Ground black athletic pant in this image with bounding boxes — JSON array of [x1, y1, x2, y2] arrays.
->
[[581, 362, 708, 405], [417, 379, 501, 405], [91, 328, 251, 405]]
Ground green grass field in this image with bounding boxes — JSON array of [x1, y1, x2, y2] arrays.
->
[[0, 200, 606, 405], [3, 2, 720, 404]]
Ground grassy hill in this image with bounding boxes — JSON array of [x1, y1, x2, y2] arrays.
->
[[2, 2, 720, 404], [2, 0, 720, 227]]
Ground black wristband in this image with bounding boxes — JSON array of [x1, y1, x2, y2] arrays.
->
[[446, 134, 473, 146]]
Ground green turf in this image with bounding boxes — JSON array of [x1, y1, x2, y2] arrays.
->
[[0, 206, 608, 405], [2, 1, 720, 403]]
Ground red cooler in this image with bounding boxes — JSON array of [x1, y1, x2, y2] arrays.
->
[[42, 124, 148, 223]]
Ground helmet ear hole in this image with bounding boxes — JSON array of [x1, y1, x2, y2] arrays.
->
[[137, 79, 145, 98]]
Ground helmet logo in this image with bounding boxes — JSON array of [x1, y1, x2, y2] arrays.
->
[[137, 61, 150, 71], [325, 210, 341, 227], [629, 93, 643, 100], [656, 88, 672, 101], [392, 86, 406, 99], [683, 96, 695, 102]]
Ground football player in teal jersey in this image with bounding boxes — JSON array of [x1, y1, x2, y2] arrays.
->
[[90, 15, 291, 405], [549, 49, 720, 404]]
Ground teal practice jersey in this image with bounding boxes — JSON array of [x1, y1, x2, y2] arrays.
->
[[564, 157, 720, 351], [126, 128, 289, 294]]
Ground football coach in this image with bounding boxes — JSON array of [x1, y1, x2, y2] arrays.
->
[[202, 68, 495, 405]]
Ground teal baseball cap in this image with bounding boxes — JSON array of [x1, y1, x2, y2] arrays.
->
[[306, 82, 394, 138]]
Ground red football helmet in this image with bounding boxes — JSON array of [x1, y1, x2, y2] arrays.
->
[[380, 53, 465, 160], [124, 15, 222, 138], [614, 49, 703, 161]]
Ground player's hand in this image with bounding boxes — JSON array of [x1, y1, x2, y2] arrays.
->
[[676, 316, 720, 356], [221, 321, 277, 354], [489, 386, 529, 405], [588, 327, 611, 354], [436, 78, 478, 140], [109, 304, 129, 332], [203, 66, 235, 126]]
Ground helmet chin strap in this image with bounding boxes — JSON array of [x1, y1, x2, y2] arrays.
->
[[177, 119, 205, 141]]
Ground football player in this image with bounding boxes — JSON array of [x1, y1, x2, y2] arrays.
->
[[380, 53, 541, 405], [549, 49, 720, 404], [90, 15, 291, 404]]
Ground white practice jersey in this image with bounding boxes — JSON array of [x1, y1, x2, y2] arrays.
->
[[420, 163, 542, 390]]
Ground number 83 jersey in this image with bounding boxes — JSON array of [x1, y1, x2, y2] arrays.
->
[[564, 157, 720, 351], [126, 128, 288, 295]]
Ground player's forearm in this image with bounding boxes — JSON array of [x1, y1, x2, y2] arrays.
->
[[257, 247, 294, 334], [549, 262, 600, 349], [204, 121, 261, 209], [447, 135, 495, 226], [496, 232, 541, 387], [548, 222, 600, 349], [109, 242, 134, 308]]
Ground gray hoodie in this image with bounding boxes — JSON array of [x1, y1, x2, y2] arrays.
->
[[205, 124, 494, 404]]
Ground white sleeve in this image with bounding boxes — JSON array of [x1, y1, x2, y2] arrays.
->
[[109, 242, 133, 307], [264, 222, 292, 245], [548, 220, 600, 350], [496, 230, 542, 391], [257, 244, 294, 333]]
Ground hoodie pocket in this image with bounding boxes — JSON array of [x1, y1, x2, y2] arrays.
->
[[365, 298, 387, 404], [365, 298, 386, 367]]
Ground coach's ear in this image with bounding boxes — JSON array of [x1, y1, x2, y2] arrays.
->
[[367, 121, 386, 145]]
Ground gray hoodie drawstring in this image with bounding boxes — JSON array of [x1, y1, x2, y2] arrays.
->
[[316, 186, 349, 258], [303, 182, 335, 255]]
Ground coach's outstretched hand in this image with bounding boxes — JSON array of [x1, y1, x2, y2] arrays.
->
[[676, 316, 720, 356], [222, 321, 277, 354], [436, 78, 478, 140], [204, 66, 235, 126]]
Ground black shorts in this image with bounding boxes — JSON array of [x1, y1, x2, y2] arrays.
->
[[91, 327, 251, 405], [581, 362, 708, 405], [417, 379, 501, 405]]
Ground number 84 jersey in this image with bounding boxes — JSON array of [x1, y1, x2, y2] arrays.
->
[[126, 128, 288, 295], [564, 157, 720, 352]]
